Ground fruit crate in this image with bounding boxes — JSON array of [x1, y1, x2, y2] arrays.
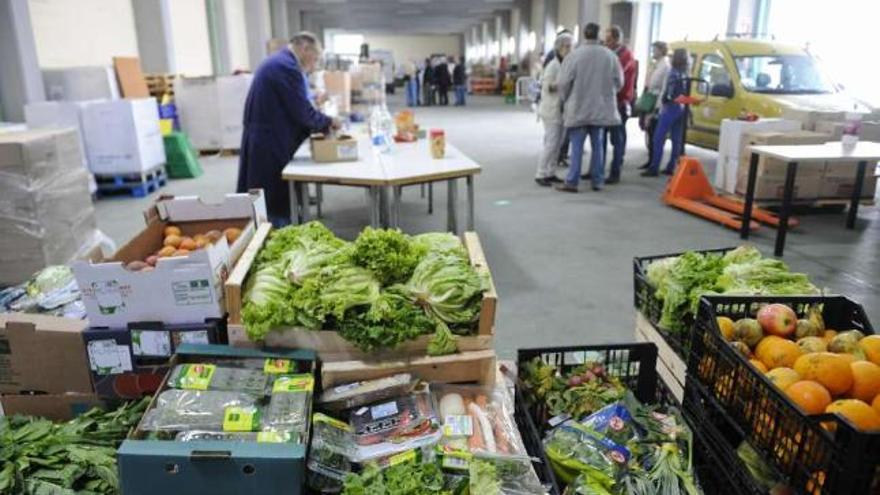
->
[[632, 247, 735, 360], [513, 343, 695, 494], [689, 295, 879, 494]]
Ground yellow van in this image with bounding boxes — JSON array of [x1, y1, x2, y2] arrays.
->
[[670, 38, 874, 149]]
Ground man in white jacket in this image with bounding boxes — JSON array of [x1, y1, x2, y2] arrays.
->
[[535, 32, 574, 186], [556, 23, 623, 192]]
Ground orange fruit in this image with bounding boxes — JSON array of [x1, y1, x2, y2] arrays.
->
[[848, 361, 880, 403], [173, 248, 191, 257], [164, 234, 182, 248], [823, 330, 838, 344], [749, 359, 769, 373], [825, 399, 880, 431], [766, 367, 801, 391], [179, 237, 197, 251], [793, 352, 854, 396], [873, 395, 880, 416], [756, 336, 802, 370], [859, 335, 880, 366], [835, 352, 859, 365], [786, 380, 832, 414], [157, 246, 176, 257], [164, 225, 181, 237], [806, 471, 826, 495], [717, 317, 735, 341]]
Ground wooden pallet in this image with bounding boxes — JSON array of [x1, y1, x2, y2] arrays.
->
[[634, 311, 685, 402], [725, 193, 875, 210], [95, 166, 167, 198], [144, 73, 176, 98], [198, 148, 240, 157]]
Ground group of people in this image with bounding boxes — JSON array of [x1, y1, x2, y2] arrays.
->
[[402, 56, 467, 108], [535, 23, 691, 192]]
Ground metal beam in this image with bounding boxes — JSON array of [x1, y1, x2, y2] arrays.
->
[[244, 0, 272, 69], [0, 0, 44, 121], [131, 0, 177, 73]]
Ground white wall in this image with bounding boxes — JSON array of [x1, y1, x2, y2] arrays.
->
[[224, 0, 250, 71], [168, 0, 213, 76], [558, 0, 580, 34], [363, 34, 462, 66], [29, 0, 139, 68]]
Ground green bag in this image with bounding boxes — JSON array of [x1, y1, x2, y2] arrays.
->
[[634, 91, 658, 114]]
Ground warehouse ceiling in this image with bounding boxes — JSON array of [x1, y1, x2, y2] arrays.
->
[[294, 0, 516, 35]]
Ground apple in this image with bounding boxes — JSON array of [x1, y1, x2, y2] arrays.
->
[[733, 318, 764, 347], [757, 304, 797, 338]]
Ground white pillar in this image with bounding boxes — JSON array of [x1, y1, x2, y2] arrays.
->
[[578, 0, 601, 26], [0, 0, 44, 121], [288, 7, 303, 35], [270, 0, 289, 39], [543, 0, 558, 53], [131, 0, 176, 73], [244, 0, 271, 68]]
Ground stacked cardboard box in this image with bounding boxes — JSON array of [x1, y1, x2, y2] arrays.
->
[[42, 66, 120, 101], [80, 98, 166, 175], [24, 100, 94, 169], [176, 75, 252, 150], [0, 129, 99, 285], [780, 107, 845, 131], [813, 121, 880, 199], [735, 130, 830, 200], [715, 118, 802, 193], [323, 71, 352, 113]]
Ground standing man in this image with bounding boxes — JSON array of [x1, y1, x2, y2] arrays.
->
[[422, 58, 435, 106], [603, 25, 636, 184], [556, 23, 623, 192], [535, 32, 574, 186], [435, 56, 451, 106], [402, 59, 417, 107], [236, 32, 340, 227], [453, 56, 467, 106], [638, 41, 670, 169]]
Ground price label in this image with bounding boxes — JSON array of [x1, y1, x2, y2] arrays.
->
[[263, 359, 292, 374], [272, 374, 314, 393], [443, 415, 473, 437], [223, 407, 260, 432], [177, 364, 216, 390]]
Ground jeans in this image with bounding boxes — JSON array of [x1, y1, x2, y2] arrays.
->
[[269, 213, 291, 228], [648, 103, 685, 173], [607, 105, 628, 178], [557, 131, 570, 162], [406, 79, 418, 107], [537, 120, 564, 179], [566, 125, 606, 188], [438, 88, 449, 105], [454, 85, 467, 105]]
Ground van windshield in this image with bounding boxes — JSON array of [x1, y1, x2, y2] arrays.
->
[[734, 55, 837, 94]]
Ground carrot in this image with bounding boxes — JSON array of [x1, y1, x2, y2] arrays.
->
[[469, 402, 496, 452], [465, 398, 485, 450]]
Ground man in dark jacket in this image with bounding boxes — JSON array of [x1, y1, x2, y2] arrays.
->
[[452, 56, 467, 106], [236, 32, 339, 226], [435, 57, 451, 106], [422, 58, 435, 106], [603, 25, 636, 184]]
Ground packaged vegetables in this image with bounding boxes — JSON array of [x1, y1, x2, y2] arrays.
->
[[432, 385, 526, 459], [241, 222, 488, 355]]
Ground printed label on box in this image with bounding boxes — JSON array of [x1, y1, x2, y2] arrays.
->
[[337, 143, 358, 160], [370, 400, 398, 419], [172, 279, 213, 306], [92, 280, 125, 315], [176, 363, 216, 390], [272, 374, 314, 393], [443, 415, 473, 437], [131, 330, 172, 357], [263, 359, 292, 374], [223, 406, 260, 432], [87, 340, 133, 375], [174, 330, 210, 346]]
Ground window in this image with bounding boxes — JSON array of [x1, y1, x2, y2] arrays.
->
[[734, 55, 836, 94], [699, 54, 731, 89]]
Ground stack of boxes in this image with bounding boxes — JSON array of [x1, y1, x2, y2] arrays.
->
[[175, 74, 253, 151], [323, 71, 352, 114], [735, 130, 830, 200], [815, 120, 880, 198], [0, 128, 99, 286]]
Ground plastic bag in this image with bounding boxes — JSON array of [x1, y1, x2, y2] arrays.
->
[[307, 413, 357, 494], [175, 430, 292, 443], [264, 374, 314, 435], [469, 453, 546, 495], [431, 384, 527, 458], [350, 386, 437, 447], [319, 373, 415, 411], [167, 363, 268, 394], [139, 390, 260, 431]]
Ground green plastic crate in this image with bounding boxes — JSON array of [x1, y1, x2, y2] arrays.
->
[[164, 132, 203, 178]]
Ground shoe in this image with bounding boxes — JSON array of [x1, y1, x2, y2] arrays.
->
[[555, 183, 578, 193], [605, 176, 620, 185], [546, 175, 563, 183], [640, 170, 659, 177], [534, 178, 552, 187], [557, 158, 570, 168], [662, 169, 675, 176], [638, 163, 651, 170], [580, 173, 592, 180], [592, 185, 602, 191]]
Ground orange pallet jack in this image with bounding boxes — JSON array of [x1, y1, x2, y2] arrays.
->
[[662, 156, 798, 232]]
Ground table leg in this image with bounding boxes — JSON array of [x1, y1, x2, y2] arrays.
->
[[774, 162, 798, 257], [289, 181, 298, 223], [391, 186, 402, 228], [466, 175, 475, 231], [379, 187, 390, 227], [316, 184, 323, 219], [428, 183, 433, 214], [447, 178, 458, 233], [420, 183, 425, 198], [847, 161, 867, 229], [369, 186, 380, 228], [740, 152, 759, 239], [298, 182, 310, 223]]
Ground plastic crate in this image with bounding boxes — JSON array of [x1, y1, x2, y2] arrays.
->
[[690, 295, 879, 494], [513, 387, 561, 495], [632, 247, 735, 360]]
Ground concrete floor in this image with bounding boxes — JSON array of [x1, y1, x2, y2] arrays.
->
[[94, 95, 880, 358]]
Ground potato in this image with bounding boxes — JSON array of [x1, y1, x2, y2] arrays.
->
[[126, 261, 148, 271], [205, 230, 223, 243], [164, 234, 182, 248], [173, 248, 191, 257], [195, 237, 209, 249], [157, 246, 176, 257], [164, 225, 182, 237], [224, 227, 242, 244], [179, 237, 197, 251], [145, 255, 158, 267]]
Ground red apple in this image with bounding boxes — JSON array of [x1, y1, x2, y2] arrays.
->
[[757, 304, 797, 337]]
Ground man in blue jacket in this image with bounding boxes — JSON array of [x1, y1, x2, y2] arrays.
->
[[236, 32, 340, 226]]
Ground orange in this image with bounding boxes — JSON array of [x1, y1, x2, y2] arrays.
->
[[163, 234, 182, 248], [848, 361, 880, 403], [873, 395, 880, 416], [806, 471, 826, 495], [793, 352, 854, 396], [822, 330, 838, 344], [859, 335, 880, 366], [756, 336, 802, 370], [766, 367, 801, 392], [717, 317, 735, 341], [163, 225, 181, 237], [749, 359, 768, 373], [826, 399, 880, 431], [786, 380, 832, 415]]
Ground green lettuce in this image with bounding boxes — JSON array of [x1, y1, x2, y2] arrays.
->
[[259, 221, 345, 264], [397, 253, 485, 325], [241, 262, 294, 341], [351, 228, 422, 285], [283, 242, 347, 286], [411, 232, 467, 259], [338, 291, 435, 352]]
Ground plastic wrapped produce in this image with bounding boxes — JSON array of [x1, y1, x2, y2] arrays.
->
[[264, 374, 314, 435], [139, 390, 260, 431], [432, 384, 527, 459], [307, 413, 357, 494], [319, 373, 415, 411], [175, 430, 292, 443], [167, 363, 269, 394]]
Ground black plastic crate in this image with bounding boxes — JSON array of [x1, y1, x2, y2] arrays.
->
[[690, 295, 880, 494], [513, 387, 561, 495], [633, 247, 735, 360]]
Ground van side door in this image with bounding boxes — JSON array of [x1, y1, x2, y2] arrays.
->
[[692, 51, 739, 137]]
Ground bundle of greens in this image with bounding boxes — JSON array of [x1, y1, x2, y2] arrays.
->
[[521, 358, 627, 420], [395, 253, 485, 327], [352, 228, 424, 286], [0, 398, 149, 494], [241, 262, 295, 341], [337, 291, 435, 352], [645, 245, 817, 333], [342, 459, 451, 495]]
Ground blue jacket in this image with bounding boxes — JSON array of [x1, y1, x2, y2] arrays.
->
[[236, 48, 332, 219], [662, 68, 688, 104]]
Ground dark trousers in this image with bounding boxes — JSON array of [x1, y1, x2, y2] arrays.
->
[[603, 104, 629, 178], [557, 131, 570, 162], [438, 87, 449, 105], [642, 115, 657, 166]]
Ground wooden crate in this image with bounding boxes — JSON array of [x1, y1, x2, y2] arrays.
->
[[321, 349, 497, 387], [634, 312, 685, 402], [225, 225, 497, 360]]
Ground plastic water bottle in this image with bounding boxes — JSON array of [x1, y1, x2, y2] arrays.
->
[[368, 104, 395, 153], [842, 109, 861, 149]]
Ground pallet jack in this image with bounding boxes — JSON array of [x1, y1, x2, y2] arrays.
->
[[662, 156, 798, 232]]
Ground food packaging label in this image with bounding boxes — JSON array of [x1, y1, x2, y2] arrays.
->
[[263, 358, 293, 374], [443, 415, 474, 437], [223, 406, 260, 432], [176, 363, 216, 390], [131, 329, 172, 357], [370, 401, 399, 419], [87, 340, 133, 375], [272, 374, 315, 393]]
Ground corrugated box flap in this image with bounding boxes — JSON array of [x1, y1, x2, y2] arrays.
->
[[148, 190, 267, 224]]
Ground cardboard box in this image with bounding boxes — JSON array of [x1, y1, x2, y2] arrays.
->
[[814, 120, 880, 142], [734, 131, 830, 200], [736, 172, 822, 200], [24, 100, 98, 168], [43, 66, 120, 101], [72, 192, 266, 327], [715, 118, 802, 192], [781, 107, 845, 130], [0, 313, 94, 395], [310, 133, 359, 162], [113, 56, 150, 98], [323, 71, 352, 113], [0, 393, 103, 420], [118, 344, 317, 495], [80, 98, 166, 174], [820, 161, 879, 199], [176, 75, 252, 150], [217, 74, 252, 148]]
